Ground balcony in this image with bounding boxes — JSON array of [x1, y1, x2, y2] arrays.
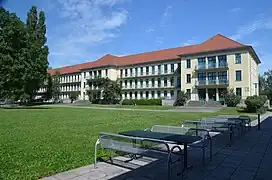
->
[[120, 70, 176, 79], [195, 62, 228, 71], [196, 79, 229, 86]]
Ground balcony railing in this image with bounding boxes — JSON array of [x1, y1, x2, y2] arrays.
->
[[195, 62, 228, 70], [196, 79, 229, 86]]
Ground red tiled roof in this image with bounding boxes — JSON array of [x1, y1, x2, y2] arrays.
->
[[48, 34, 249, 75]]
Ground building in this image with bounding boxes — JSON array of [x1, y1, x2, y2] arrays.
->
[[42, 34, 260, 102]]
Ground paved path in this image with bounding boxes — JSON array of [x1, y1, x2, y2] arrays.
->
[[42, 104, 221, 113], [41, 112, 272, 180]]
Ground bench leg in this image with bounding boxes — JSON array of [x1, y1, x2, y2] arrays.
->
[[94, 139, 100, 168]]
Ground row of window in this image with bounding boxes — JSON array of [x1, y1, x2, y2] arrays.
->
[[185, 70, 242, 83], [121, 77, 176, 89], [120, 63, 177, 78], [84, 69, 107, 79], [60, 75, 81, 83], [124, 90, 175, 99], [60, 85, 80, 92], [185, 53, 241, 69]]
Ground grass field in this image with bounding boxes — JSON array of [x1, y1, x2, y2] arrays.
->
[[0, 107, 256, 180]]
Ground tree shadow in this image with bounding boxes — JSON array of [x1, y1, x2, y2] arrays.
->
[[0, 106, 51, 110]]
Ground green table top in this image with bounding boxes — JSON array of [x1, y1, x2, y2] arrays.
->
[[119, 130, 202, 144]]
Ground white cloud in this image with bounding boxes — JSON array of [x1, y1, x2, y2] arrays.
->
[[229, 7, 241, 13], [182, 37, 197, 46], [160, 4, 172, 27], [155, 37, 164, 45], [47, 0, 129, 67], [230, 15, 272, 41], [146, 27, 155, 33]]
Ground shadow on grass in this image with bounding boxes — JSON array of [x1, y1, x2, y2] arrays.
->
[[0, 106, 51, 110]]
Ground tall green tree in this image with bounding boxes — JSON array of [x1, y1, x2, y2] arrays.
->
[[87, 77, 121, 104], [23, 6, 49, 101], [44, 73, 53, 100], [52, 71, 61, 100], [0, 8, 29, 100]]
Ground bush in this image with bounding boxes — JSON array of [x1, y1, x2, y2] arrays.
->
[[245, 95, 267, 113], [174, 91, 187, 106], [121, 99, 162, 106], [223, 88, 241, 107]]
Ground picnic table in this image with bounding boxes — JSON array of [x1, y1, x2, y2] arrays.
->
[[119, 130, 202, 171]]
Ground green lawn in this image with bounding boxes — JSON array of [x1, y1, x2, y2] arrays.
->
[[0, 107, 257, 180]]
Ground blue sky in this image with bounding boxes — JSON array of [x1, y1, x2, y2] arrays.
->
[[2, 0, 272, 74]]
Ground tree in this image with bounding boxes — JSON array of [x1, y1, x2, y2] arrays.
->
[[0, 7, 29, 101], [87, 77, 121, 104], [223, 88, 241, 107], [69, 92, 78, 103], [173, 91, 188, 106], [23, 6, 49, 102], [0, 7, 49, 104], [44, 73, 53, 100], [52, 71, 61, 100]]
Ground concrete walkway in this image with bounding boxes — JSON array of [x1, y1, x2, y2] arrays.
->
[[41, 112, 272, 180], [42, 104, 221, 113]]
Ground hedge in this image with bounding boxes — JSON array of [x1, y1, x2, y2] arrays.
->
[[122, 99, 162, 106]]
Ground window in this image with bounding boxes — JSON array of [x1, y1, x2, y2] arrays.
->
[[164, 78, 167, 87], [158, 78, 161, 87], [151, 78, 155, 87], [208, 72, 216, 84], [164, 64, 168, 74], [218, 71, 227, 84], [164, 91, 167, 98], [125, 69, 128, 77], [129, 92, 132, 99], [235, 53, 241, 64], [208, 56, 216, 68], [146, 79, 149, 87], [130, 68, 133, 76], [134, 92, 138, 99], [120, 70, 123, 77], [120, 81, 123, 88], [236, 88, 242, 97], [157, 91, 161, 98], [186, 74, 191, 83], [129, 80, 132, 88], [158, 65, 161, 74], [124, 92, 127, 99], [170, 77, 174, 86], [140, 67, 143, 75], [84, 72, 86, 78], [125, 80, 127, 88], [236, 70, 242, 81], [135, 68, 138, 76], [152, 66, 155, 74], [135, 79, 138, 88], [218, 55, 227, 67], [98, 70, 102, 77], [170, 90, 174, 98], [105, 69, 108, 77], [198, 57, 206, 69], [84, 82, 86, 88], [198, 72, 206, 80], [186, 89, 191, 100], [186, 59, 191, 68], [146, 67, 149, 75], [145, 91, 149, 99], [140, 91, 143, 98], [151, 91, 155, 98], [171, 64, 174, 73], [140, 79, 143, 88]]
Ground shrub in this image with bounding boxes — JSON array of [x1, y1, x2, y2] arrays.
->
[[245, 95, 267, 113], [121, 99, 162, 106], [69, 92, 78, 103], [174, 91, 187, 106], [223, 88, 241, 107]]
